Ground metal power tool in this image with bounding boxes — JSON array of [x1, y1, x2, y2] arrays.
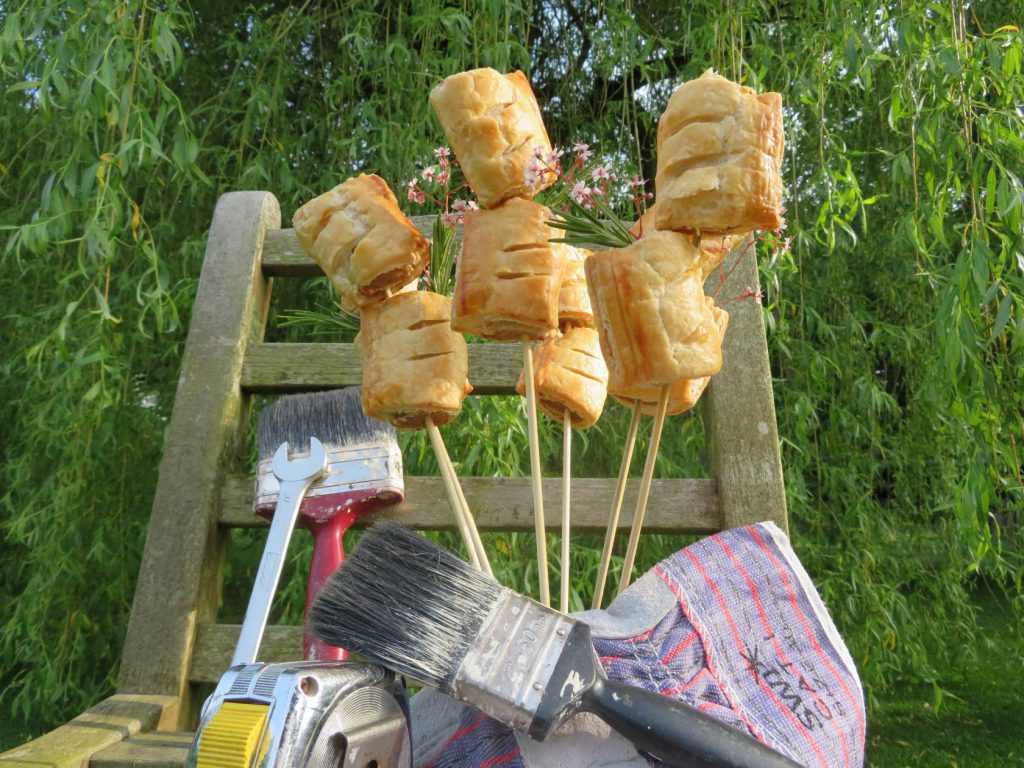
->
[[185, 439, 413, 768]]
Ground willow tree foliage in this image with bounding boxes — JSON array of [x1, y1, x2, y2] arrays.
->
[[1, 0, 1021, 725]]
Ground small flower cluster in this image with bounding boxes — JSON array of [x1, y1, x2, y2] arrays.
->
[[406, 146, 477, 228]]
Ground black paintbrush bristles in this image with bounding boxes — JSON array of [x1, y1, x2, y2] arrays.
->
[[309, 521, 504, 688], [257, 387, 397, 458]]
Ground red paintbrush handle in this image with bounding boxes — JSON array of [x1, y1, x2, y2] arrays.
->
[[304, 513, 351, 661]]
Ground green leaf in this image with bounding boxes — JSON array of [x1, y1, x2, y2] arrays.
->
[[991, 293, 1014, 343]]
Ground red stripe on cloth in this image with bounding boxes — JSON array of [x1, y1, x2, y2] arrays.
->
[[662, 629, 699, 664], [479, 746, 522, 768], [682, 547, 830, 768], [654, 566, 767, 744], [599, 655, 627, 665], [623, 627, 656, 643], [748, 526, 867, 745], [712, 534, 852, 768], [661, 667, 710, 697], [425, 713, 487, 768]]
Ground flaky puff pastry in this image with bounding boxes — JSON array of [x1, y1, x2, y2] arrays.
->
[[585, 231, 724, 390], [556, 244, 594, 330], [611, 300, 729, 416], [515, 327, 608, 429], [357, 291, 471, 430], [293, 174, 430, 310], [430, 69, 554, 209], [451, 198, 564, 340], [630, 203, 743, 281], [655, 70, 784, 235]]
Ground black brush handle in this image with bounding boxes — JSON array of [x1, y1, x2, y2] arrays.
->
[[585, 678, 804, 768]]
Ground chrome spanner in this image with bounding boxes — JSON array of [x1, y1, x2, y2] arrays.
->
[[232, 438, 328, 667]]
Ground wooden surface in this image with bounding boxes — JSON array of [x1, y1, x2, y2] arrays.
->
[[117, 192, 278, 719], [189, 625, 303, 684], [219, 473, 719, 532], [0, 694, 177, 768], [703, 242, 788, 532], [242, 342, 522, 395], [91, 732, 191, 768]]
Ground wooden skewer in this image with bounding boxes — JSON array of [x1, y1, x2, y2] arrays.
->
[[522, 338, 551, 606], [425, 417, 487, 573], [433, 420, 492, 576], [617, 385, 670, 594], [592, 400, 642, 609], [561, 407, 572, 612]]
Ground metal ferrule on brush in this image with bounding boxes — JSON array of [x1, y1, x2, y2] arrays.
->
[[255, 443, 404, 508], [452, 589, 575, 731]]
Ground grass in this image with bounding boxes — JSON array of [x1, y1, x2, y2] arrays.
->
[[2, 585, 1021, 762], [865, 585, 1024, 767]]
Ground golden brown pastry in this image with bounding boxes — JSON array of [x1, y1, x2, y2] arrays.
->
[[516, 327, 608, 429], [610, 300, 729, 416], [655, 70, 784, 235], [430, 68, 554, 209], [630, 203, 743, 282], [293, 174, 430, 310], [585, 231, 725, 390], [556, 244, 594, 330], [450, 198, 564, 340], [357, 291, 471, 430]]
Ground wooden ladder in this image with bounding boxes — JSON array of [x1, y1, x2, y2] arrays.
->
[[0, 191, 787, 767]]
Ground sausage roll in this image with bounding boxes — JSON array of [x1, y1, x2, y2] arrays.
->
[[516, 327, 608, 429], [655, 70, 785, 235], [450, 197, 564, 340], [556, 243, 594, 330], [357, 291, 472, 430], [630, 203, 744, 281], [293, 174, 430, 310], [610, 300, 729, 416], [430, 68, 554, 209], [585, 231, 725, 390]]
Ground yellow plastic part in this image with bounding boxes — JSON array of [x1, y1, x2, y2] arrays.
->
[[196, 701, 271, 768]]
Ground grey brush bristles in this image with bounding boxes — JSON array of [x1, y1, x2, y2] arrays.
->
[[309, 520, 503, 688], [257, 387, 396, 458]]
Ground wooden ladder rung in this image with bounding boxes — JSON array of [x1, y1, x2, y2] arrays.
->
[[218, 474, 719, 532], [241, 342, 522, 395], [190, 625, 302, 685]]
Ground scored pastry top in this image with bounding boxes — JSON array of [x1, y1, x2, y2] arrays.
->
[[357, 291, 472, 430], [451, 197, 564, 341], [293, 174, 430, 310], [585, 230, 726, 390], [630, 202, 745, 282], [430, 68, 554, 209], [516, 327, 609, 429], [655, 70, 785, 236]]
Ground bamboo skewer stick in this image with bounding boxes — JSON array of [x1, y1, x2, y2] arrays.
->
[[522, 338, 551, 606], [435, 423, 491, 576], [561, 407, 572, 612], [617, 386, 670, 595], [592, 400, 643, 609], [425, 417, 490, 574]]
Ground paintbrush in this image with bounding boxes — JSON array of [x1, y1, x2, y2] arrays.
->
[[309, 521, 803, 768], [255, 387, 403, 661]]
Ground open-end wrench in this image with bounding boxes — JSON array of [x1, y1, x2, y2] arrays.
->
[[232, 438, 328, 667]]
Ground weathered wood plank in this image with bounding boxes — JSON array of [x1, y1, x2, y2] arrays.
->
[[0, 695, 178, 768], [117, 193, 279, 719], [218, 473, 719, 533], [703, 242, 788, 532], [91, 732, 191, 768], [190, 625, 302, 685], [241, 342, 522, 394]]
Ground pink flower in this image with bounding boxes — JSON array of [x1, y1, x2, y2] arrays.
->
[[433, 146, 451, 160], [591, 165, 612, 182], [570, 181, 593, 206], [436, 169, 450, 186], [524, 159, 544, 189], [421, 166, 437, 182], [573, 142, 593, 162], [441, 211, 459, 229], [532, 145, 547, 160], [406, 180, 425, 204], [628, 174, 647, 190], [451, 198, 478, 213]]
